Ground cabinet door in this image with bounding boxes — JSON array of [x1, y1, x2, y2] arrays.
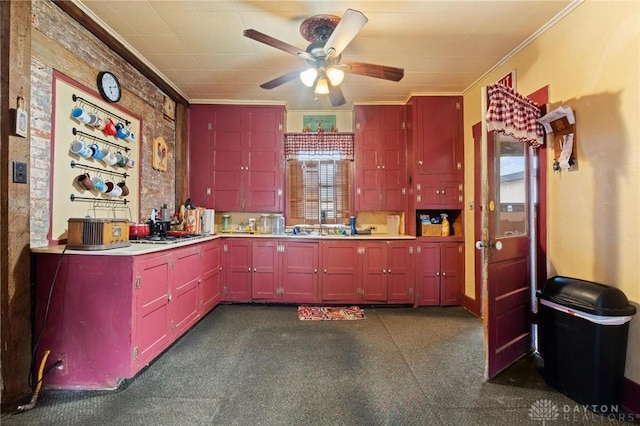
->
[[360, 243, 387, 302], [223, 239, 252, 302], [201, 240, 222, 313], [386, 241, 414, 303], [440, 242, 463, 306], [188, 106, 214, 207], [416, 175, 463, 208], [282, 241, 319, 304], [415, 96, 463, 176], [212, 107, 244, 211], [415, 243, 440, 306], [171, 245, 202, 337], [380, 106, 406, 211], [134, 254, 172, 369], [321, 241, 360, 302], [251, 239, 280, 301], [355, 105, 406, 212], [244, 106, 284, 212], [355, 106, 382, 211]]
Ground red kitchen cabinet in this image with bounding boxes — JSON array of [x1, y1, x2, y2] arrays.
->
[[410, 96, 463, 176], [360, 242, 388, 302], [253, 240, 320, 303], [320, 241, 360, 302], [385, 241, 415, 303], [171, 245, 202, 336], [200, 239, 222, 313], [222, 238, 252, 302], [134, 253, 173, 370], [415, 175, 464, 209], [188, 105, 285, 211], [251, 239, 280, 301], [33, 240, 216, 390], [355, 105, 407, 212], [189, 105, 285, 212], [415, 241, 463, 306], [281, 241, 319, 303]]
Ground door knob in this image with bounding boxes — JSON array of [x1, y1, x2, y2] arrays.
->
[[475, 241, 485, 250], [491, 241, 503, 251]]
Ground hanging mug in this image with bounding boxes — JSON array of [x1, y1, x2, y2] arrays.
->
[[70, 106, 90, 123], [91, 176, 107, 193], [106, 181, 123, 197], [103, 118, 117, 136], [76, 173, 93, 190], [90, 143, 103, 160], [117, 181, 130, 197], [116, 123, 130, 139], [69, 140, 90, 157], [117, 153, 129, 168]]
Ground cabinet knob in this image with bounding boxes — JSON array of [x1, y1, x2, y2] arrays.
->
[[323, 269, 328, 274], [240, 166, 244, 170], [436, 272, 440, 276], [441, 189, 445, 195], [418, 160, 423, 166], [388, 269, 391, 274], [253, 268, 257, 272], [247, 267, 251, 272], [382, 269, 386, 274], [314, 269, 318, 274]]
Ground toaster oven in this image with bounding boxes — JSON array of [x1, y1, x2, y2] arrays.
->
[[66, 218, 131, 250]]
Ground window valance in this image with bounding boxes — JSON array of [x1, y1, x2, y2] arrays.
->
[[486, 83, 545, 147], [284, 133, 354, 160]]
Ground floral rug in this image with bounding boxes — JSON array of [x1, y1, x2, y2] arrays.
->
[[297, 306, 366, 321]]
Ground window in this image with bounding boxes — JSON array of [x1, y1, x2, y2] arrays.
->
[[287, 160, 352, 225], [284, 133, 354, 225]]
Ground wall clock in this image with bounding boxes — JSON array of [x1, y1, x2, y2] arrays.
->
[[97, 71, 121, 103]]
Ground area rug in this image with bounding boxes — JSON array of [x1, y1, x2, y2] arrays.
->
[[297, 306, 366, 321]]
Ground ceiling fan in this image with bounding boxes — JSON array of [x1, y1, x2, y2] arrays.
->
[[244, 9, 404, 107]]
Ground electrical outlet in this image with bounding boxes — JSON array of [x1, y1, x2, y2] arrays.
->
[[369, 226, 377, 231], [12, 161, 27, 184]]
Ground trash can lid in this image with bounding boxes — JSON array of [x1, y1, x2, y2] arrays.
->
[[537, 276, 636, 317]]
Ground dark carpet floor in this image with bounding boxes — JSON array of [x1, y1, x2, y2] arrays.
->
[[2, 304, 635, 425]]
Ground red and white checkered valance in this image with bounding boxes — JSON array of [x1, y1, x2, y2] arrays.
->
[[284, 133, 354, 160], [486, 83, 545, 147]]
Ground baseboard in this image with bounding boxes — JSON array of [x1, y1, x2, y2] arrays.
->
[[622, 377, 640, 419], [463, 295, 481, 318]]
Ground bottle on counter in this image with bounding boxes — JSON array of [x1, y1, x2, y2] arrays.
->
[[350, 216, 357, 236], [272, 214, 285, 235], [222, 214, 231, 232], [258, 214, 271, 234], [441, 213, 450, 236], [161, 204, 170, 222]]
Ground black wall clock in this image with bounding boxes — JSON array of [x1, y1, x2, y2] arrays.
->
[[97, 71, 122, 103]]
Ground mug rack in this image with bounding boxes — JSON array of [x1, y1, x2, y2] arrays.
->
[[72, 128, 130, 153], [70, 160, 129, 178], [72, 94, 130, 126]]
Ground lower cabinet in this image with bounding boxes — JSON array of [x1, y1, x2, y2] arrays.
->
[[415, 241, 464, 306], [223, 238, 320, 303], [321, 240, 415, 304], [33, 240, 221, 390]]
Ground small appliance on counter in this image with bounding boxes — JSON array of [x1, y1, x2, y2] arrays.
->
[[201, 209, 215, 235], [66, 218, 130, 250]]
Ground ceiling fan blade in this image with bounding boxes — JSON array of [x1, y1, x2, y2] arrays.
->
[[260, 70, 302, 90], [323, 9, 368, 58], [341, 62, 404, 82], [244, 29, 314, 61], [328, 83, 346, 107]]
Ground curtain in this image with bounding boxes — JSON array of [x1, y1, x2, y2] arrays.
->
[[486, 83, 545, 147], [284, 133, 354, 160]]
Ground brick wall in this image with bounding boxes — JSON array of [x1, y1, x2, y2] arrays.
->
[[30, 0, 177, 247]]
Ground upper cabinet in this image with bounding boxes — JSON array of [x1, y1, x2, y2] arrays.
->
[[354, 105, 407, 212], [188, 105, 285, 212], [409, 96, 463, 176]]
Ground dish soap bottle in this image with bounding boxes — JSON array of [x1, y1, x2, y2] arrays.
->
[[441, 213, 450, 237]]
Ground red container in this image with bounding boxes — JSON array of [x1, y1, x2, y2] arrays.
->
[[129, 223, 150, 238]]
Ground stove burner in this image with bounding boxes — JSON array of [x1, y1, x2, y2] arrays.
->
[[130, 234, 203, 244]]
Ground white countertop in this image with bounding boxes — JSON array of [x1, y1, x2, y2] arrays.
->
[[31, 233, 417, 256]]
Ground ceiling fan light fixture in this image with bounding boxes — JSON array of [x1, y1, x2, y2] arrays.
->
[[300, 68, 318, 87], [326, 67, 345, 86], [314, 77, 330, 94]]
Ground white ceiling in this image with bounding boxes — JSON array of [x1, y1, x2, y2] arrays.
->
[[75, 0, 575, 110]]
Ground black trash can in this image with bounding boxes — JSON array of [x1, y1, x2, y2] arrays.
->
[[537, 276, 636, 413]]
